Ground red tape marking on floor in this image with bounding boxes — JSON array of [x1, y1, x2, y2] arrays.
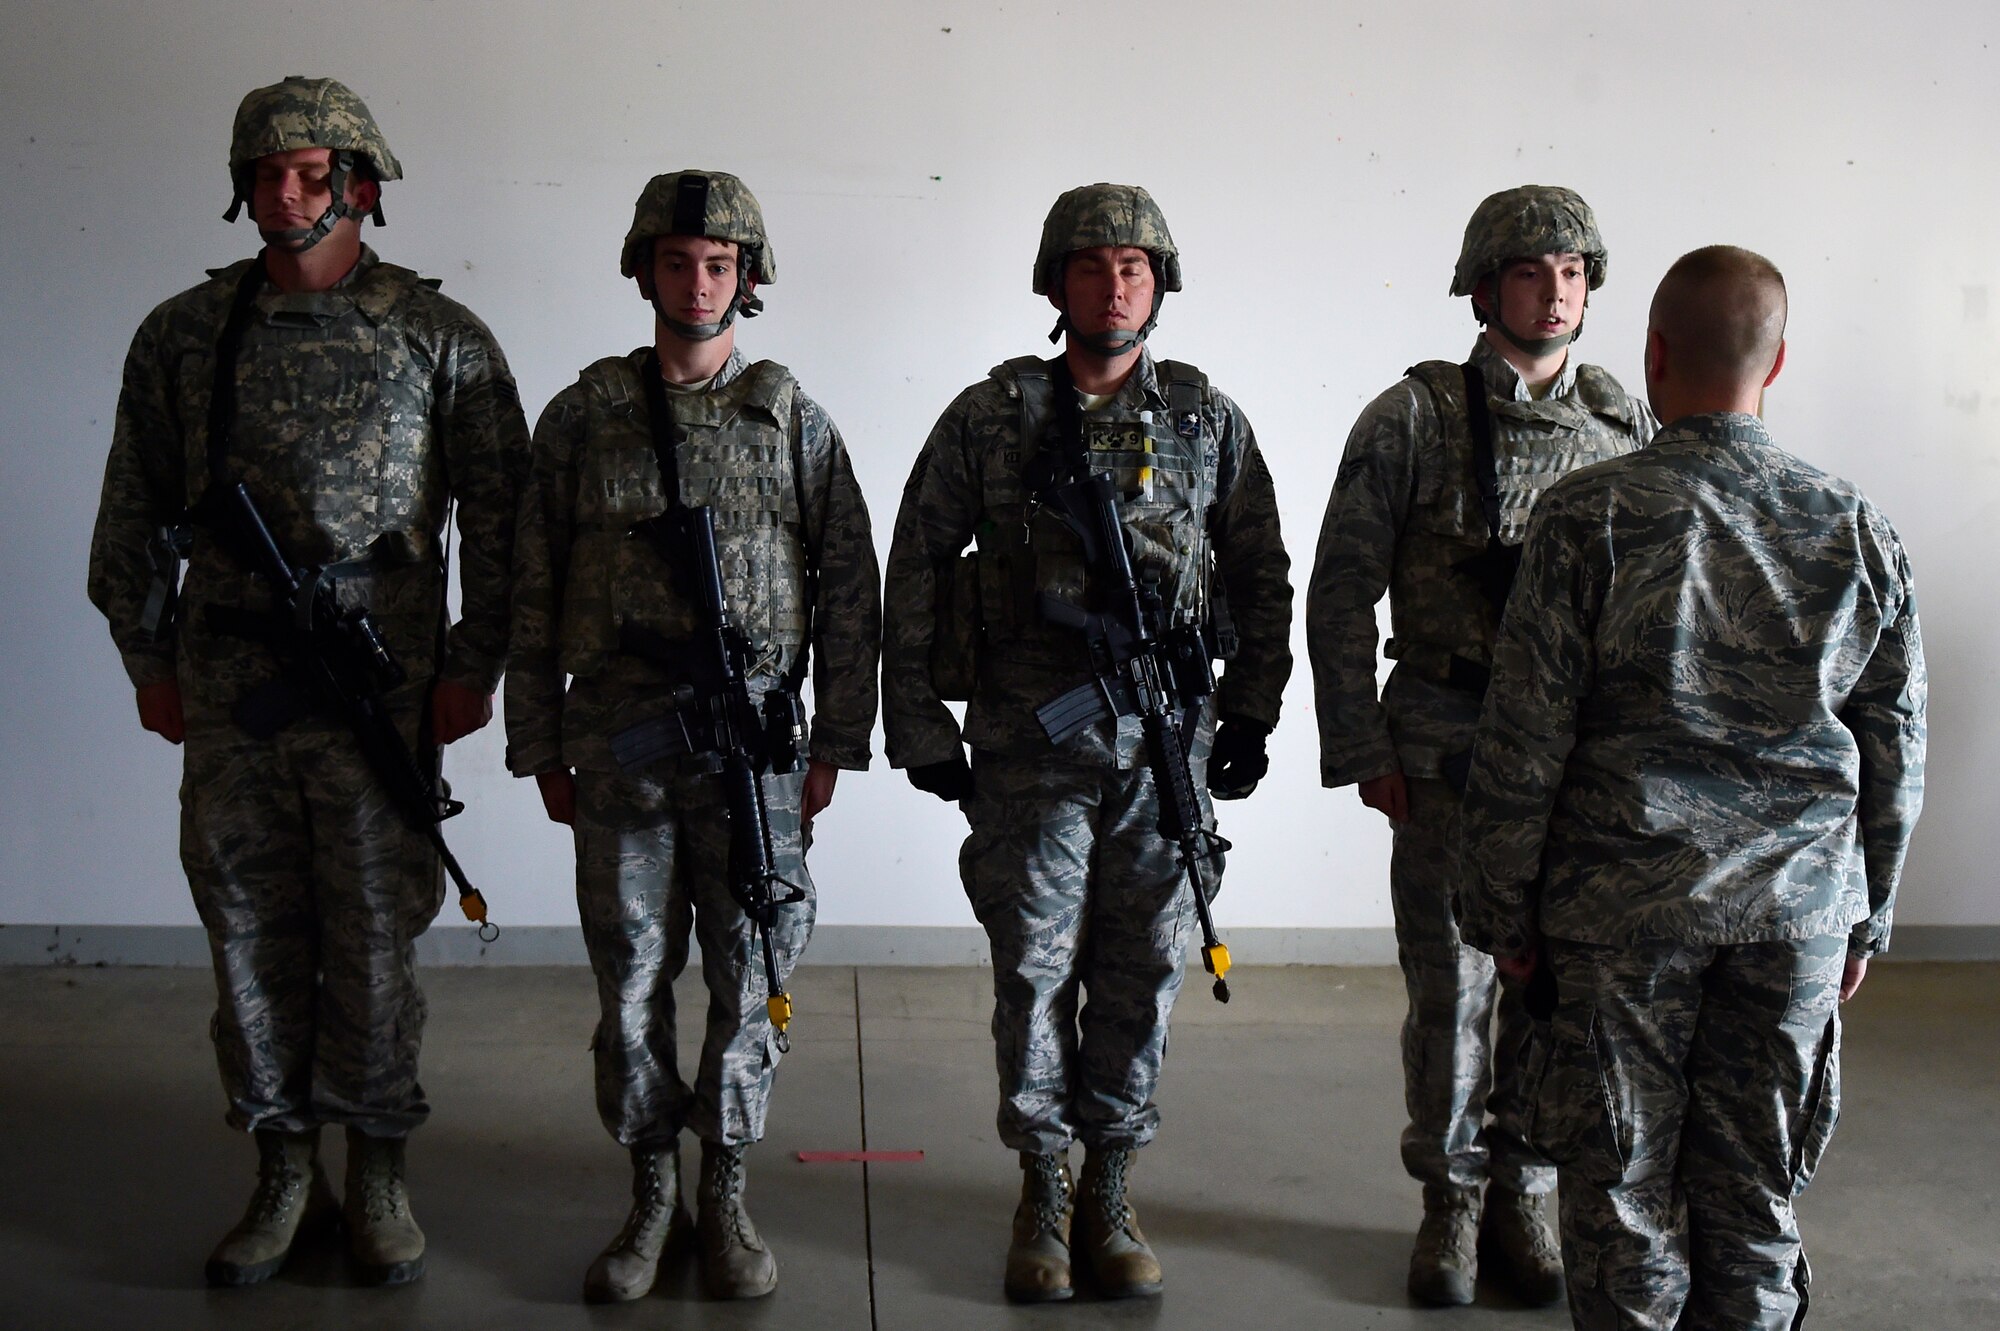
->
[[795, 1150, 926, 1163]]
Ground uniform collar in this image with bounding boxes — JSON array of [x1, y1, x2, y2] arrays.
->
[[1470, 335, 1576, 401], [1656, 411, 1773, 449]]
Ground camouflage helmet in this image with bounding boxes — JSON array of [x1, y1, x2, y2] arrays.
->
[[619, 170, 776, 283], [1033, 183, 1182, 295], [1450, 185, 1607, 297], [227, 76, 402, 192]]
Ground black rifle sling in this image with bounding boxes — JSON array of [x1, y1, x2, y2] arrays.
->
[[1459, 360, 1503, 544], [639, 347, 686, 516], [639, 351, 813, 694], [205, 256, 270, 492]]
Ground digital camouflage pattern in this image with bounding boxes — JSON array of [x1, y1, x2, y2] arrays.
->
[[1450, 185, 1606, 297], [505, 347, 879, 777], [620, 171, 776, 281], [1308, 337, 1652, 786], [960, 750, 1216, 1154], [883, 349, 1290, 770], [1304, 336, 1650, 1197], [1390, 776, 1544, 1193], [883, 347, 1291, 1152], [183, 709, 443, 1134], [1536, 936, 1845, 1331], [505, 346, 876, 1150], [87, 246, 529, 1133], [1457, 412, 1926, 959], [228, 76, 402, 189], [573, 765, 814, 1149], [1032, 184, 1182, 294]]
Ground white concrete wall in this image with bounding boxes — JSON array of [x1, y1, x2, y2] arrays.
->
[[3, 0, 1994, 933]]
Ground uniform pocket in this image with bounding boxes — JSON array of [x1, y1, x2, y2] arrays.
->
[[1532, 1004, 1633, 1186], [1791, 1008, 1842, 1195]]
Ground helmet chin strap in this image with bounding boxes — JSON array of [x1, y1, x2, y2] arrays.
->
[[229, 151, 375, 255], [1480, 280, 1586, 358], [648, 258, 764, 343], [1047, 289, 1166, 357]]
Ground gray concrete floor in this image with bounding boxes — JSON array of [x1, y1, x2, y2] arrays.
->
[[1, 962, 1995, 1329]]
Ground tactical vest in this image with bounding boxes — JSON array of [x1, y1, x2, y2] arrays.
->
[[966, 355, 1220, 675], [560, 355, 807, 680], [1386, 359, 1642, 665], [180, 258, 445, 570]]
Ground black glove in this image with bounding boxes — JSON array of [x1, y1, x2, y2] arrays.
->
[[1207, 716, 1271, 800], [906, 751, 974, 803]]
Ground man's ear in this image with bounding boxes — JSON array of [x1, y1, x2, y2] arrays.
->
[[1470, 275, 1494, 322], [1644, 327, 1668, 383], [636, 269, 655, 302], [1762, 339, 1787, 388], [349, 175, 381, 216]]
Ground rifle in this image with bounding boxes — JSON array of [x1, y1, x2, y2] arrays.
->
[[609, 503, 807, 1051], [1032, 468, 1234, 1003], [198, 480, 496, 940]]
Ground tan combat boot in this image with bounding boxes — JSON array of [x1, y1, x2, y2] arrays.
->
[[1004, 1150, 1075, 1303], [1409, 1183, 1481, 1306], [696, 1141, 777, 1299], [1074, 1147, 1163, 1298], [584, 1141, 692, 1302], [344, 1128, 426, 1285], [205, 1127, 339, 1286], [1479, 1184, 1564, 1306]]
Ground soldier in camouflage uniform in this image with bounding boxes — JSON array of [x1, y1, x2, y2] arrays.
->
[[1458, 245, 1927, 1330], [882, 184, 1293, 1303], [86, 77, 528, 1288], [505, 170, 879, 1303], [1305, 185, 1656, 1307]]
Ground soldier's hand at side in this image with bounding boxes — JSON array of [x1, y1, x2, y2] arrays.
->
[[1840, 954, 1868, 1001], [1358, 770, 1409, 823], [430, 680, 494, 745], [802, 759, 838, 828], [907, 751, 974, 803], [535, 768, 577, 825], [136, 679, 185, 745], [1208, 716, 1272, 799], [1495, 951, 1537, 984]]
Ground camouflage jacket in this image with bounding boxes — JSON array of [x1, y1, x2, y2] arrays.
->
[[1306, 337, 1654, 785], [882, 349, 1292, 768], [1457, 413, 1927, 957], [505, 347, 880, 775], [87, 246, 528, 709]]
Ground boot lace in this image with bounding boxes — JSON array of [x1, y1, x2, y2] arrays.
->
[[1025, 1155, 1070, 1235], [1087, 1150, 1137, 1237]]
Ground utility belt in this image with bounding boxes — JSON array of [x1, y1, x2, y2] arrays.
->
[[1384, 639, 1493, 700], [605, 623, 807, 777]]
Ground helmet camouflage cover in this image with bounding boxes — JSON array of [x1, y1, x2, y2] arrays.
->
[[1033, 183, 1183, 295], [228, 76, 402, 187], [1450, 185, 1607, 297], [620, 170, 776, 282]]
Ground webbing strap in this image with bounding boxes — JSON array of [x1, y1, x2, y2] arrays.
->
[[1458, 360, 1503, 543], [205, 257, 270, 489]]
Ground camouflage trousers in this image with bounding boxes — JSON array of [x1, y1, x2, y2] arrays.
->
[[573, 764, 813, 1150], [180, 706, 444, 1137], [1537, 935, 1844, 1331], [960, 750, 1215, 1156], [1392, 776, 1552, 1193]]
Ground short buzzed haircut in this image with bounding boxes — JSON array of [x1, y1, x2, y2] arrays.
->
[[1650, 245, 1788, 387]]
